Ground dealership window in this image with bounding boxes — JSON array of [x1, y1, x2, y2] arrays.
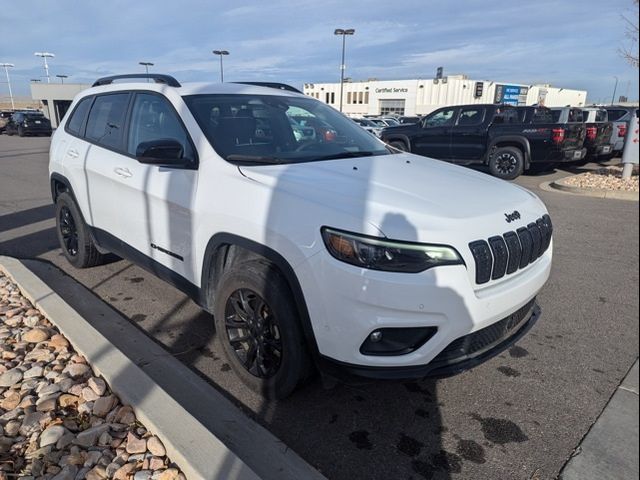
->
[[331, 92, 335, 104], [325, 92, 330, 103], [358, 92, 363, 104], [364, 91, 369, 104]]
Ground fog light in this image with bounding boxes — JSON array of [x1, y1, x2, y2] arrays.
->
[[360, 327, 437, 356], [369, 331, 383, 343]]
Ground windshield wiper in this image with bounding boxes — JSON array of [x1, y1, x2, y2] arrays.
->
[[311, 151, 381, 161], [226, 154, 284, 164]]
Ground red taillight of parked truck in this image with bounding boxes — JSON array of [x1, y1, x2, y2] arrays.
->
[[586, 126, 597, 141], [618, 124, 627, 138], [551, 128, 565, 145]]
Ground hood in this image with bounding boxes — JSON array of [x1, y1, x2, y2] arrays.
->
[[239, 153, 547, 243]]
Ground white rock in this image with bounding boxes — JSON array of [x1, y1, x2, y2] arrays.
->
[[24, 365, 44, 379], [0, 367, 23, 387], [40, 425, 66, 447], [88, 377, 107, 396]]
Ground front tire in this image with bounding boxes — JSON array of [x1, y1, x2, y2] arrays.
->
[[55, 192, 106, 268], [213, 261, 311, 399], [489, 147, 524, 180]]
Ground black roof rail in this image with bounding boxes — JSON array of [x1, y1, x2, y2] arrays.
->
[[92, 74, 181, 88], [232, 82, 302, 93]]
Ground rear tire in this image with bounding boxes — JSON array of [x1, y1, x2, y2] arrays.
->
[[55, 192, 106, 268], [389, 140, 409, 152], [213, 260, 311, 399], [489, 146, 524, 180], [17, 127, 25, 137]]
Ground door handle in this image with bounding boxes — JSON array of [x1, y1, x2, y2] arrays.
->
[[114, 167, 132, 178], [66, 149, 79, 158]]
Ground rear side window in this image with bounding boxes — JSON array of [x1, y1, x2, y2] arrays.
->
[[595, 110, 607, 122], [531, 108, 554, 124], [457, 108, 485, 126], [424, 108, 457, 127], [493, 108, 519, 124], [607, 109, 628, 121], [85, 93, 130, 149], [568, 109, 583, 123], [127, 93, 195, 162], [66, 97, 93, 136]]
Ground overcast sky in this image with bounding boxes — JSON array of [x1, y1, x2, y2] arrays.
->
[[1, 0, 638, 103]]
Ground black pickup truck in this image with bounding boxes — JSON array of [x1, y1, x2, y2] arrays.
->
[[381, 104, 586, 179]]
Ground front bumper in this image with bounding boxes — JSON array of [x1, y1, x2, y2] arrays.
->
[[295, 243, 551, 372], [320, 300, 540, 380]]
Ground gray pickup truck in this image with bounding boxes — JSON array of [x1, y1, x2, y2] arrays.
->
[[604, 106, 636, 156]]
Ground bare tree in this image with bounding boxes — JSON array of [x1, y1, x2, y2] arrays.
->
[[619, 0, 639, 67]]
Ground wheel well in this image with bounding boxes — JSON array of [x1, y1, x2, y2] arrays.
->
[[489, 142, 528, 166], [203, 243, 276, 311], [51, 179, 69, 202]]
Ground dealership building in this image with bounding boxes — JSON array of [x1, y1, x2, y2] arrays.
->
[[29, 82, 90, 128], [303, 75, 587, 117]]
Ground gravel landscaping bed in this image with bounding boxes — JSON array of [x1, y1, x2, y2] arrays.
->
[[0, 273, 185, 480], [563, 165, 639, 192]]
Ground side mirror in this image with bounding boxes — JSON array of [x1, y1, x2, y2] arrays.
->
[[136, 139, 185, 165]]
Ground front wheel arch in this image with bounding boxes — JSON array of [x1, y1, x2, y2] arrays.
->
[[200, 233, 321, 363]]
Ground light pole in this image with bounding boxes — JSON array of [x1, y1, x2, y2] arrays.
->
[[0, 63, 15, 109], [56, 74, 68, 84], [34, 52, 55, 83], [139, 61, 154, 82], [212, 50, 229, 82], [611, 76, 619, 105], [334, 28, 355, 112]]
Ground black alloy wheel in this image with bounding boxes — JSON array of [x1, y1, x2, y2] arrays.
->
[[495, 152, 518, 175], [59, 206, 79, 257], [224, 288, 283, 378]]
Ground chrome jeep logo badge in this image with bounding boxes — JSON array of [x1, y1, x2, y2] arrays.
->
[[504, 211, 521, 223]]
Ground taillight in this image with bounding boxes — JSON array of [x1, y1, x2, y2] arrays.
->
[[618, 124, 627, 138], [552, 128, 565, 145], [586, 126, 597, 141]]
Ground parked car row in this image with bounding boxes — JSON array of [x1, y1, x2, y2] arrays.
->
[[1, 110, 52, 137], [379, 103, 622, 179]]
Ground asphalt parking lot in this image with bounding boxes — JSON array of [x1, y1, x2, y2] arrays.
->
[[1, 135, 638, 480]]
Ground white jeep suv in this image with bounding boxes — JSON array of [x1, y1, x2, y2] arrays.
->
[[49, 74, 553, 398]]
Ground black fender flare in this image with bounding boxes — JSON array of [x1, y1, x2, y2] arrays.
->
[[488, 136, 531, 169], [50, 172, 77, 203], [200, 232, 321, 362], [382, 133, 412, 151]]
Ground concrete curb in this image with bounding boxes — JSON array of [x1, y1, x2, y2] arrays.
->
[[549, 176, 639, 201], [0, 256, 326, 480]]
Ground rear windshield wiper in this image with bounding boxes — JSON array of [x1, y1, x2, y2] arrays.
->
[[226, 154, 284, 164]]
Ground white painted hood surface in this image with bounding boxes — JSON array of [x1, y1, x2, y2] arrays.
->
[[239, 153, 547, 243]]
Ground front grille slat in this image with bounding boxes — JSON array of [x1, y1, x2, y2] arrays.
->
[[528, 223, 542, 260], [470, 215, 552, 285], [503, 232, 521, 274], [489, 236, 508, 280], [517, 227, 533, 268], [469, 240, 493, 285]]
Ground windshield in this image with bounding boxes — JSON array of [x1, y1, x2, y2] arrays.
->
[[184, 94, 391, 164], [25, 113, 46, 120], [354, 118, 377, 127]]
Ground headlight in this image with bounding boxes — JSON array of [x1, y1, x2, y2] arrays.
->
[[321, 227, 463, 273]]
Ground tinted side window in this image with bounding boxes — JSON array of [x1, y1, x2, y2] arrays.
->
[[552, 110, 562, 123], [127, 93, 194, 162], [606, 109, 628, 121], [531, 108, 554, 124], [595, 110, 607, 122], [457, 107, 485, 126], [85, 94, 130, 149], [424, 108, 456, 127], [66, 97, 93, 136], [568, 109, 583, 123]]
